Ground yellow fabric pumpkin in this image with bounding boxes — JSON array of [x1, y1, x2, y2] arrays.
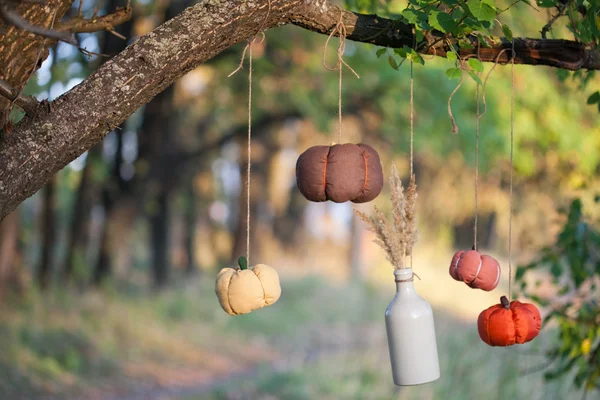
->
[[215, 259, 281, 316]]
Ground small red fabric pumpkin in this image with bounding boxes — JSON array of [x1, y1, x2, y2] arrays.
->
[[449, 249, 501, 291], [295, 143, 383, 203], [478, 296, 541, 346]]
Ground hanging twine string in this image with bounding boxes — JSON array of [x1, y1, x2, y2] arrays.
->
[[323, 11, 360, 143], [409, 59, 415, 270], [245, 44, 253, 263], [410, 60, 414, 177], [508, 42, 516, 301], [474, 79, 480, 251], [227, 0, 272, 264], [228, 42, 256, 263], [471, 46, 515, 252], [228, 40, 255, 263], [396, 272, 421, 283]]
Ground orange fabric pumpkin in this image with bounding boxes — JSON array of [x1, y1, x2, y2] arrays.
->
[[295, 143, 383, 203], [449, 249, 501, 291], [478, 296, 541, 346]]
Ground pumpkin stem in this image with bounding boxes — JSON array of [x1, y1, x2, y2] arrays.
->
[[238, 256, 248, 270], [500, 296, 510, 309]]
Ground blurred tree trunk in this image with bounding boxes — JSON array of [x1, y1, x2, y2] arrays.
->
[[149, 188, 170, 287], [63, 147, 100, 282], [90, 0, 134, 286], [184, 187, 198, 275], [38, 179, 56, 290], [139, 85, 176, 289], [0, 210, 21, 295], [133, 0, 191, 289], [92, 188, 115, 285]]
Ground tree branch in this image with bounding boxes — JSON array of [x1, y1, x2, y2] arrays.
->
[[1, 0, 600, 220], [0, 0, 77, 45], [289, 2, 600, 70], [56, 7, 132, 35], [0, 79, 39, 115]]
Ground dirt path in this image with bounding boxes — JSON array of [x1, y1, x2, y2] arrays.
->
[[81, 323, 385, 400]]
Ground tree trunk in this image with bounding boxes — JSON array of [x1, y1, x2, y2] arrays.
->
[[0, 0, 72, 129], [92, 190, 113, 286], [38, 178, 56, 289], [62, 147, 99, 282], [0, 209, 20, 295], [184, 187, 197, 276], [89, 2, 134, 286], [149, 188, 170, 288]]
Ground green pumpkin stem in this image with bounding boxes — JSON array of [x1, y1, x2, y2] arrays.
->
[[238, 256, 248, 270], [500, 296, 510, 309]]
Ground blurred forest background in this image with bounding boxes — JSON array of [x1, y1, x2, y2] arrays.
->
[[0, 0, 599, 399]]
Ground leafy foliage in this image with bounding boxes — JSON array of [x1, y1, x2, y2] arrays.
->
[[345, 0, 600, 109], [516, 199, 600, 393]]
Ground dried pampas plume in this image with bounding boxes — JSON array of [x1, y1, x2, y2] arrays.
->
[[354, 164, 418, 269]]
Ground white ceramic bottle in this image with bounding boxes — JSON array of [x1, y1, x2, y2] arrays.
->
[[385, 268, 440, 386]]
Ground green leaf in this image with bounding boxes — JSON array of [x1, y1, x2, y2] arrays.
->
[[376, 48, 387, 58], [467, 0, 497, 22], [446, 51, 458, 63], [394, 48, 407, 58], [429, 11, 456, 33], [502, 23, 513, 41], [468, 58, 484, 72], [401, 8, 422, 24], [556, 69, 570, 82], [415, 30, 425, 43], [238, 256, 248, 270], [413, 53, 425, 65], [445, 67, 462, 79], [587, 91, 600, 104], [468, 71, 483, 86], [388, 55, 399, 70]]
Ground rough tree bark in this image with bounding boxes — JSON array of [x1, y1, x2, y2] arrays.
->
[[1, 0, 599, 221], [0, 0, 131, 129]]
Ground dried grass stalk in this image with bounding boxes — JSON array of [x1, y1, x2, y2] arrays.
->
[[405, 174, 418, 256], [353, 164, 419, 270]]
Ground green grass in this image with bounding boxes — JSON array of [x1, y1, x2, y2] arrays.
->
[[0, 275, 592, 400]]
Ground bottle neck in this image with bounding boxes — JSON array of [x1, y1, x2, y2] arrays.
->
[[394, 269, 416, 296]]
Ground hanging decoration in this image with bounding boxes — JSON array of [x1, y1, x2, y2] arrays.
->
[[448, 52, 503, 292], [474, 46, 541, 346], [215, 257, 281, 316], [354, 61, 439, 386], [295, 12, 383, 204], [296, 143, 383, 203], [449, 249, 500, 291], [477, 296, 541, 346], [215, 20, 281, 317]]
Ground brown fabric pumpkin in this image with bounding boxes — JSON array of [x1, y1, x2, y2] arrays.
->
[[477, 296, 541, 346], [449, 249, 501, 291], [295, 143, 383, 203]]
